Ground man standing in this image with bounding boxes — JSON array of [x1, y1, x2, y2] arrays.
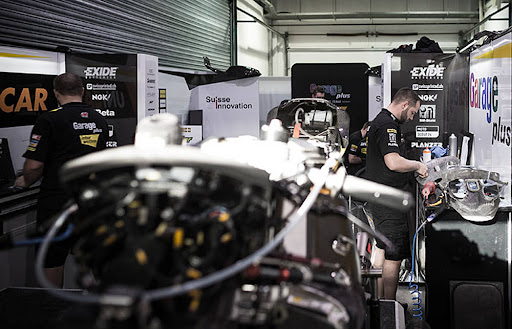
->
[[14, 72, 109, 287], [366, 87, 428, 300], [311, 86, 325, 99], [346, 121, 371, 176]]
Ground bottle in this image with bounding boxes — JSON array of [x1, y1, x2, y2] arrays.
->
[[422, 148, 431, 162], [449, 133, 457, 157]]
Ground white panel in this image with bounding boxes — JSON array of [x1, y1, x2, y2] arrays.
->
[[191, 77, 260, 139], [157, 72, 191, 124], [469, 32, 512, 206], [0, 46, 63, 75], [258, 76, 291, 127], [137, 54, 159, 121], [237, 0, 270, 76]]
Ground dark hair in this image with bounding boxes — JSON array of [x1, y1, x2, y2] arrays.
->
[[53, 72, 83, 96], [391, 87, 420, 106], [313, 86, 325, 94]]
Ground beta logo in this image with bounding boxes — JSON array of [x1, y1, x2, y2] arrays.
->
[[95, 109, 116, 117], [84, 67, 118, 79]]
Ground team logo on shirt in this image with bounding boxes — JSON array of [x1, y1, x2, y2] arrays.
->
[[80, 112, 89, 118], [26, 134, 41, 152], [388, 132, 398, 147], [350, 144, 358, 152], [79, 134, 100, 148]]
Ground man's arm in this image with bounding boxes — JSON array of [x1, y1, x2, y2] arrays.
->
[[13, 159, 44, 188], [384, 152, 428, 177], [348, 154, 363, 164]]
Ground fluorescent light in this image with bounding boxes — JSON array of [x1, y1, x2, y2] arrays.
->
[[458, 39, 478, 53]]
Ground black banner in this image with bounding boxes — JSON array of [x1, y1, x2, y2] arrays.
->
[[291, 63, 369, 135], [390, 53, 467, 160], [0, 72, 57, 128], [66, 54, 138, 146]]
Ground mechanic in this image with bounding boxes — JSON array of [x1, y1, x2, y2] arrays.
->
[[346, 121, 371, 176], [366, 87, 428, 300], [14, 72, 109, 288]]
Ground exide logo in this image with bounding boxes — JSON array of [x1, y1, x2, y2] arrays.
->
[[84, 67, 118, 79], [410, 65, 445, 79]]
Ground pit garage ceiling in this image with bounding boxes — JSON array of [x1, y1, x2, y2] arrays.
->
[[260, 0, 480, 22]]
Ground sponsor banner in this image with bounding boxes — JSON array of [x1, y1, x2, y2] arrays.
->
[[181, 125, 202, 145], [416, 126, 439, 138], [137, 54, 159, 119], [190, 77, 260, 138], [66, 54, 137, 121], [291, 63, 369, 136], [66, 54, 139, 147], [389, 53, 456, 160], [469, 32, 512, 206], [0, 72, 58, 128]]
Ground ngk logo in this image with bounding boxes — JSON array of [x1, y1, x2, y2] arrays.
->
[[418, 94, 438, 102], [91, 94, 111, 101]]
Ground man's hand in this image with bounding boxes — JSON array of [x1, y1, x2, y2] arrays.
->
[[416, 162, 428, 178], [13, 175, 27, 188]]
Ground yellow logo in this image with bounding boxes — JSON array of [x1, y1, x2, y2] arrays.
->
[[80, 134, 99, 147], [387, 128, 397, 133]]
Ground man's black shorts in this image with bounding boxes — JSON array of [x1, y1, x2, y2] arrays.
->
[[369, 202, 411, 261], [36, 196, 74, 268]]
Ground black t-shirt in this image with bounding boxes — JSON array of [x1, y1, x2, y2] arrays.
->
[[366, 109, 408, 189], [23, 102, 109, 201], [346, 130, 367, 176]]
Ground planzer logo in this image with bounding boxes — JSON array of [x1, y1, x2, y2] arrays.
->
[[419, 105, 436, 122], [84, 67, 118, 79], [411, 141, 443, 149], [205, 96, 253, 110], [418, 94, 438, 102], [410, 65, 446, 79]]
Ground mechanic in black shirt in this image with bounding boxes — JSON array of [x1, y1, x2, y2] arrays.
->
[[14, 72, 109, 287], [311, 86, 325, 99], [346, 121, 371, 176], [366, 87, 428, 300]]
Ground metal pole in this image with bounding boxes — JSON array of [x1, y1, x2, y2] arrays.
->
[[230, 0, 238, 66]]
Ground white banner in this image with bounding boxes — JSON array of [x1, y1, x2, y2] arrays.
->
[[469, 32, 512, 206], [137, 54, 159, 121], [189, 77, 260, 139]]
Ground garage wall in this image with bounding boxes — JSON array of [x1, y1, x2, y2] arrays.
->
[[0, 0, 232, 72]]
